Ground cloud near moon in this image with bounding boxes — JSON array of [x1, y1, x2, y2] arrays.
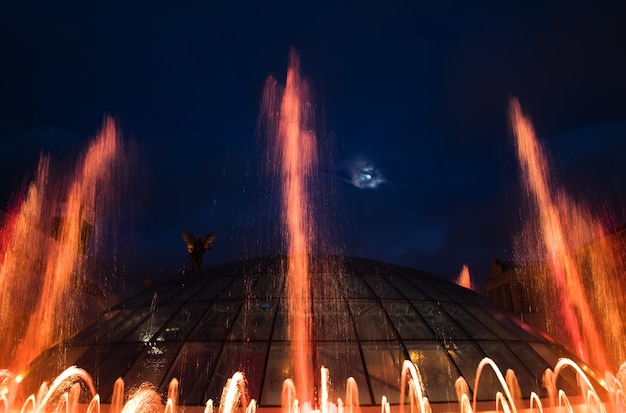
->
[[338, 157, 386, 189]]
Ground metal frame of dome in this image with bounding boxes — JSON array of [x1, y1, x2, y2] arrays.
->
[[24, 255, 597, 409]]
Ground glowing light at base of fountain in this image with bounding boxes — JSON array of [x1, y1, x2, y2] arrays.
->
[[1, 358, 625, 413]]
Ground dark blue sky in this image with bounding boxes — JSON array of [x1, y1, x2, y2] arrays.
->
[[1, 0, 626, 288]]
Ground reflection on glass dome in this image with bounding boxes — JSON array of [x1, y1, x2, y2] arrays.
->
[[24, 255, 597, 408]]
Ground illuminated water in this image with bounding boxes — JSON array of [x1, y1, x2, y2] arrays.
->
[[261, 51, 317, 400], [1, 358, 625, 413], [510, 98, 626, 374], [454, 265, 475, 292], [0, 118, 127, 370]]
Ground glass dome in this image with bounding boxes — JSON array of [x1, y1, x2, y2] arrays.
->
[[24, 255, 593, 407]]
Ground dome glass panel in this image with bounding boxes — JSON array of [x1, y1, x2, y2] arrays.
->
[[22, 255, 599, 407]]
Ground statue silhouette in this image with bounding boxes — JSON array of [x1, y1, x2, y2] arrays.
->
[[181, 229, 219, 270]]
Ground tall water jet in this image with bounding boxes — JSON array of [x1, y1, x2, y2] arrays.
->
[[260, 51, 317, 403], [0, 117, 128, 370], [510, 98, 626, 374]]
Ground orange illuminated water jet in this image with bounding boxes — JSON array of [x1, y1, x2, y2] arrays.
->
[[261, 51, 317, 402], [454, 265, 475, 291], [510, 98, 626, 373], [0, 117, 127, 370]]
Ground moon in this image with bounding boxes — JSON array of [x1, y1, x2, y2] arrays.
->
[[339, 157, 385, 189]]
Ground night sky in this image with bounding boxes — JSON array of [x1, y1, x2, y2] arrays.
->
[[1, 1, 626, 290]]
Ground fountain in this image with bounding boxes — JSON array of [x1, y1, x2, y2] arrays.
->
[[510, 98, 626, 374], [454, 265, 475, 292], [0, 117, 128, 370], [1, 57, 625, 413], [260, 51, 318, 402]]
